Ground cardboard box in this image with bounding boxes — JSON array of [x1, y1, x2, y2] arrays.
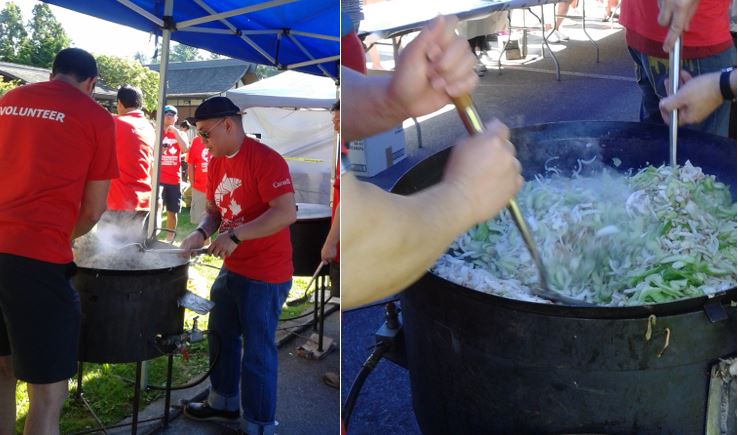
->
[[349, 125, 406, 177], [498, 30, 528, 60]]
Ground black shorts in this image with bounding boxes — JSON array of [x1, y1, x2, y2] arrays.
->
[[329, 261, 340, 298], [160, 183, 182, 213], [0, 254, 80, 384]]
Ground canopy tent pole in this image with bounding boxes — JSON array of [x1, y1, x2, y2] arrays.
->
[[147, 0, 174, 240], [287, 33, 333, 78], [176, 0, 298, 29], [287, 55, 340, 70]]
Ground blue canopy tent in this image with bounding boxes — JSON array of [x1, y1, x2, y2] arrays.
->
[[41, 0, 339, 236]]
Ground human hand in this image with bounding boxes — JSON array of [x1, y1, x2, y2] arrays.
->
[[179, 231, 206, 258], [207, 231, 238, 258], [659, 70, 723, 125], [657, 0, 699, 52], [387, 15, 478, 119], [321, 239, 337, 262], [442, 119, 523, 225]]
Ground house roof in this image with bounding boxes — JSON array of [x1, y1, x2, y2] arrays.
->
[[148, 58, 255, 98], [0, 61, 117, 99]]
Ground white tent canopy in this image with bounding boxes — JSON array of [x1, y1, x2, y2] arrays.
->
[[226, 71, 338, 205], [227, 70, 336, 109]]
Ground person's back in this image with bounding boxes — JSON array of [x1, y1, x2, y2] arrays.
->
[[108, 108, 155, 211], [0, 79, 116, 262], [0, 47, 117, 435]]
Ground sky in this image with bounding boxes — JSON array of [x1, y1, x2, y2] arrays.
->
[[2, 0, 158, 59]]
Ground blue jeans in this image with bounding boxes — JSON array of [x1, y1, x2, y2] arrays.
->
[[206, 267, 291, 434], [627, 45, 736, 137]]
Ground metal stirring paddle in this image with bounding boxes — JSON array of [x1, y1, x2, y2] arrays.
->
[[668, 36, 682, 167], [452, 94, 592, 306]]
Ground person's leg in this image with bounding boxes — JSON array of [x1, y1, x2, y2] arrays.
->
[[627, 46, 665, 125], [23, 381, 68, 435], [237, 277, 291, 435], [0, 356, 16, 435], [184, 269, 241, 420], [166, 211, 177, 241], [162, 184, 181, 242], [0, 256, 80, 435], [605, 0, 619, 20], [190, 189, 206, 225], [555, 1, 571, 31]]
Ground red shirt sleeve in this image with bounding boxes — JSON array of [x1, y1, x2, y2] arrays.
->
[[87, 111, 118, 181], [257, 150, 294, 203]]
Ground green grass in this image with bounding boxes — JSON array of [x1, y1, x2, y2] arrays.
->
[[12, 207, 318, 434]]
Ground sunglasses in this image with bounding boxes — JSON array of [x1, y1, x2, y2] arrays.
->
[[164, 111, 177, 117], [197, 118, 226, 140]]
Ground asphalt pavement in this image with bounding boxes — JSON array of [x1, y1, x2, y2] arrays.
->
[[103, 300, 341, 435]]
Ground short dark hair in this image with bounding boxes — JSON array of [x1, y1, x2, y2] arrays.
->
[[179, 120, 192, 130], [117, 85, 143, 109], [330, 100, 340, 112], [51, 48, 98, 82]]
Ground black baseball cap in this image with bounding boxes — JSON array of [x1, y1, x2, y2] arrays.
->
[[193, 96, 242, 121]]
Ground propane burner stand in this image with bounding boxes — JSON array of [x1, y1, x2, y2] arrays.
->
[[70, 356, 176, 435]]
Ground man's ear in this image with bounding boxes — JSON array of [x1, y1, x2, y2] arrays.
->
[[84, 77, 97, 96]]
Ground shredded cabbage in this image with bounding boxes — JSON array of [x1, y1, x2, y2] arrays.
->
[[435, 161, 737, 306]]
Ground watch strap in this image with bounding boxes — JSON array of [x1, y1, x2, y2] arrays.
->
[[720, 67, 735, 101], [228, 229, 241, 245]]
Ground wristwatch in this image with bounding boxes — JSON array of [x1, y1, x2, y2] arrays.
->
[[719, 66, 736, 101], [228, 229, 241, 245]]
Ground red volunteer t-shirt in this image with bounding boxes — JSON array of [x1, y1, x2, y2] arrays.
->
[[159, 129, 181, 185], [187, 136, 211, 193], [620, 0, 732, 58], [107, 110, 155, 211], [0, 80, 118, 263], [207, 137, 294, 283]]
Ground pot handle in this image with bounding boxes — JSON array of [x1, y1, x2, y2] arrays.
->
[[145, 228, 177, 247]]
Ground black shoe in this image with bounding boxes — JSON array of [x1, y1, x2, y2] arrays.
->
[[183, 401, 240, 422]]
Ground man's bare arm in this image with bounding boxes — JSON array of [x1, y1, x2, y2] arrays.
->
[[71, 180, 110, 239]]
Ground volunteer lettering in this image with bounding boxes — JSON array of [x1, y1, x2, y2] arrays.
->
[[0, 105, 65, 123]]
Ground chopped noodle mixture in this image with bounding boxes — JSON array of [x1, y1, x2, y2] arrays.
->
[[434, 161, 737, 306]]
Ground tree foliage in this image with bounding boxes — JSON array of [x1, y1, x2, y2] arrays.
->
[[95, 55, 160, 113], [17, 4, 71, 68], [255, 65, 279, 80], [0, 2, 28, 62], [133, 51, 152, 65], [0, 77, 19, 96], [169, 42, 200, 62]]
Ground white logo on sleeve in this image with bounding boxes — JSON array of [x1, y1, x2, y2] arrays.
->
[[272, 178, 291, 188], [215, 176, 242, 219]]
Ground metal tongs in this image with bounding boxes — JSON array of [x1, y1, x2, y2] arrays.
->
[[668, 36, 681, 167], [144, 247, 210, 255], [115, 241, 208, 255], [452, 94, 592, 306]]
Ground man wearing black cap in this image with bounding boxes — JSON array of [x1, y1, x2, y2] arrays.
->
[[179, 96, 296, 435], [0, 48, 117, 434]]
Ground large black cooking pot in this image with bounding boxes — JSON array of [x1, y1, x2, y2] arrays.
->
[[392, 121, 737, 434], [290, 203, 332, 276], [73, 241, 188, 363]]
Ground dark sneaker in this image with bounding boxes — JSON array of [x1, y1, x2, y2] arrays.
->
[[183, 401, 240, 422]]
